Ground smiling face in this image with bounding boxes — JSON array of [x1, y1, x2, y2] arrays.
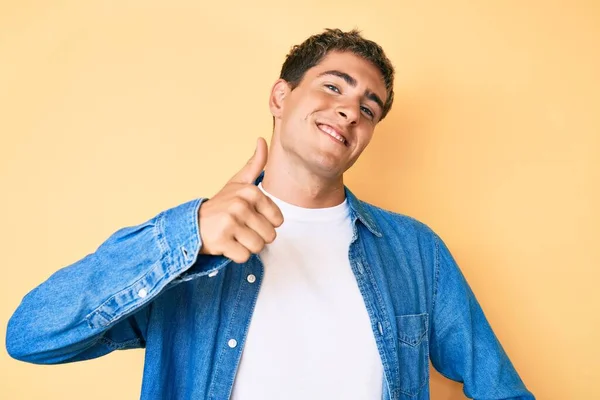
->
[[269, 51, 388, 180]]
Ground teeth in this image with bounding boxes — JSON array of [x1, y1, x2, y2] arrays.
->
[[318, 124, 345, 144]]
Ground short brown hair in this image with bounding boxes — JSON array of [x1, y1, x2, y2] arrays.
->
[[280, 28, 395, 120]]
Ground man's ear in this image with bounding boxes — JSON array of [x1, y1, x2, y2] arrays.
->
[[269, 79, 291, 119]]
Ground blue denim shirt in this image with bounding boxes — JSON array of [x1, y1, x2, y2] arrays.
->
[[6, 174, 534, 399]]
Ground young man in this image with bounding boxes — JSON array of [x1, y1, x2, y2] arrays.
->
[[6, 29, 534, 399]]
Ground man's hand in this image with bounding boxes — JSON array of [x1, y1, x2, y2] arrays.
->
[[198, 137, 284, 263]]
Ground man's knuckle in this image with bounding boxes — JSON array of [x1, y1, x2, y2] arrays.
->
[[222, 213, 237, 227], [266, 230, 277, 243], [242, 185, 260, 201], [237, 250, 251, 264], [249, 240, 264, 254], [274, 214, 284, 225], [230, 198, 247, 213]]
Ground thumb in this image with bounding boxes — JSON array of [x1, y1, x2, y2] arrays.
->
[[230, 137, 268, 184]]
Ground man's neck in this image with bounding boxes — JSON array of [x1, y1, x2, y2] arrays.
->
[[261, 162, 346, 209]]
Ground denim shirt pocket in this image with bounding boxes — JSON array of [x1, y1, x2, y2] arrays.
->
[[396, 313, 429, 397]]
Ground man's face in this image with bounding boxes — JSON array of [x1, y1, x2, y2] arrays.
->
[[272, 51, 388, 179]]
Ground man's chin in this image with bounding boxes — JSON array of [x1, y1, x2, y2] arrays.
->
[[304, 155, 347, 180]]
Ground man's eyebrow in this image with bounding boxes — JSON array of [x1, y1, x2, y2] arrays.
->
[[318, 70, 357, 87], [317, 69, 385, 113]]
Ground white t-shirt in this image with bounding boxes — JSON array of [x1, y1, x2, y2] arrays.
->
[[230, 183, 383, 400]]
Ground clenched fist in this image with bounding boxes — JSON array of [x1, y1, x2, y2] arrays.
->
[[198, 138, 284, 263]]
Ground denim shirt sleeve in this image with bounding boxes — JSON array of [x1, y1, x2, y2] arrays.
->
[[6, 198, 205, 365], [429, 234, 535, 399]]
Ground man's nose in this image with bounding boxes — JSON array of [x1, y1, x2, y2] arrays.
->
[[336, 103, 359, 125]]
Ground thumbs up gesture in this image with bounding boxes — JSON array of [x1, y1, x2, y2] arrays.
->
[[198, 138, 284, 263]]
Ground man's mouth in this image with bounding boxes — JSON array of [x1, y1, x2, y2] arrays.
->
[[316, 123, 347, 146]]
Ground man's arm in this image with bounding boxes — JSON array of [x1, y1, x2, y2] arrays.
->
[[428, 234, 535, 399], [6, 198, 204, 364]]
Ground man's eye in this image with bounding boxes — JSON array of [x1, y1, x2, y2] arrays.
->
[[361, 106, 374, 118], [325, 84, 340, 93]]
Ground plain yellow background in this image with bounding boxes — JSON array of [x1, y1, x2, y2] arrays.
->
[[1, 1, 598, 398]]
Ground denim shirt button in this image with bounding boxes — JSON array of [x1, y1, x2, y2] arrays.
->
[[228, 339, 237, 348], [208, 270, 219, 278], [247, 274, 256, 283], [137, 288, 148, 298]]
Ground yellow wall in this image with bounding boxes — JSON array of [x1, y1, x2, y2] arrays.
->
[[1, 1, 598, 398]]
